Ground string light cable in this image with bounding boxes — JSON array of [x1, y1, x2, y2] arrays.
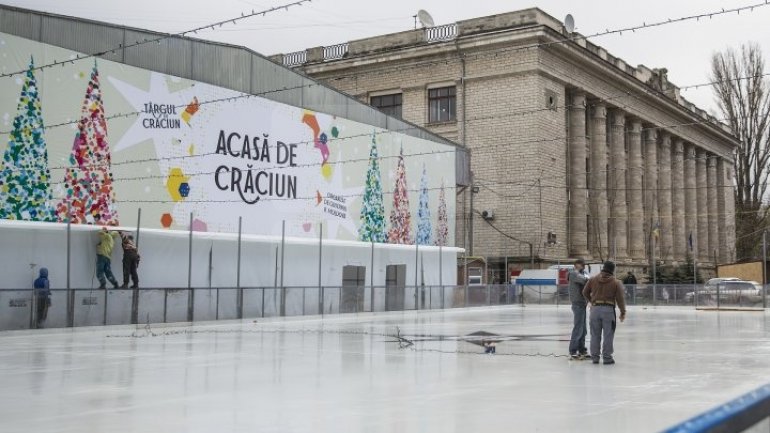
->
[[0, 65, 758, 177], [0, 0, 313, 79], [305, 1, 770, 87]]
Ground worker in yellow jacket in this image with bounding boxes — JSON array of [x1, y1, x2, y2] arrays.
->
[[96, 227, 120, 289]]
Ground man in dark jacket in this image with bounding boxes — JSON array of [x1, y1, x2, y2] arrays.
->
[[622, 271, 638, 285], [583, 261, 627, 365], [119, 232, 140, 289], [33, 267, 51, 328], [567, 259, 589, 360]]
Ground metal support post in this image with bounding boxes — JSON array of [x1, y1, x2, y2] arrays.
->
[[318, 223, 324, 314], [414, 240, 419, 310], [370, 240, 375, 312], [717, 283, 721, 309], [439, 245, 443, 308], [130, 208, 141, 325], [280, 220, 286, 316], [66, 216, 73, 328], [652, 237, 657, 306], [135, 208, 142, 249], [236, 216, 243, 319], [187, 212, 194, 322], [763, 230, 767, 310]]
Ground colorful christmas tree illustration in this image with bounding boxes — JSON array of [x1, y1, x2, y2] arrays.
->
[[358, 132, 387, 242], [56, 62, 119, 225], [435, 180, 449, 247], [387, 146, 412, 244], [416, 165, 432, 245], [0, 57, 55, 222]]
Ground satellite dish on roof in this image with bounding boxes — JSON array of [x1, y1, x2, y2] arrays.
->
[[417, 9, 435, 28], [564, 14, 575, 33]]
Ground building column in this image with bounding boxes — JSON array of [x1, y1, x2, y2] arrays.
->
[[658, 132, 674, 262], [724, 161, 737, 262], [671, 139, 686, 261], [568, 92, 589, 258], [589, 103, 608, 259], [707, 155, 720, 264], [627, 119, 645, 261], [696, 148, 709, 261], [716, 158, 728, 264], [684, 144, 698, 259], [643, 127, 658, 262], [608, 109, 627, 261]]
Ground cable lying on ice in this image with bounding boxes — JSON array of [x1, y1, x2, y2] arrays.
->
[[107, 323, 569, 358]]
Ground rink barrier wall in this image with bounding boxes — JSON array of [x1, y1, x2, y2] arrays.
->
[[662, 383, 770, 433], [2, 283, 768, 331], [1, 284, 514, 330]]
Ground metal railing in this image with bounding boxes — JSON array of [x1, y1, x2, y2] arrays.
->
[[283, 50, 307, 66], [280, 23, 456, 67], [521, 284, 769, 309], [4, 283, 767, 331], [323, 43, 349, 60], [425, 23, 457, 42]]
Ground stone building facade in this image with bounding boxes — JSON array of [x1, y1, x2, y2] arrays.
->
[[274, 8, 738, 278]]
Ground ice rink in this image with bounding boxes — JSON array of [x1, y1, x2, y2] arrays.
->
[[1, 305, 769, 433]]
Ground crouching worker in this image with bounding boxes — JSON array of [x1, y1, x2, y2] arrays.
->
[[582, 261, 626, 365], [119, 232, 140, 289], [33, 268, 51, 328]]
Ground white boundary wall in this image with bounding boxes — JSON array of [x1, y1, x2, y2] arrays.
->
[[0, 220, 460, 291]]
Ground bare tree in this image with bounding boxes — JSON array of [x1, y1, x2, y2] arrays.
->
[[711, 43, 770, 260]]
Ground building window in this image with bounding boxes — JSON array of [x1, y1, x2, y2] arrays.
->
[[468, 267, 482, 286], [428, 86, 456, 123], [370, 93, 402, 118]]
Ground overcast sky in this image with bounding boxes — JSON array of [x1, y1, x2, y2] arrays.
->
[[5, 0, 770, 113]]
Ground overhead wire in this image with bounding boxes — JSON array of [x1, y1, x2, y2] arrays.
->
[[0, 0, 314, 79], [0, 1, 761, 234], [0, 64, 759, 174], [303, 1, 770, 89]]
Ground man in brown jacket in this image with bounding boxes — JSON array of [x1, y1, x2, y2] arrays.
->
[[582, 261, 627, 365]]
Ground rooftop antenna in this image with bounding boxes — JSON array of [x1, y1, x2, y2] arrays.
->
[[415, 9, 435, 29], [564, 13, 576, 33]]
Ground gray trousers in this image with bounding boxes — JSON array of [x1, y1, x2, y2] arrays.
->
[[589, 305, 616, 360], [568, 303, 588, 354]]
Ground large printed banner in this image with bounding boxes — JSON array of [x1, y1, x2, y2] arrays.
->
[[0, 33, 455, 245]]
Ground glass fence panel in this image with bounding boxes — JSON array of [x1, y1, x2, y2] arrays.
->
[[138, 289, 167, 324], [242, 288, 264, 319], [2, 284, 767, 331], [302, 288, 320, 315], [193, 289, 217, 322], [216, 288, 238, 320], [262, 288, 280, 317], [320, 287, 339, 315], [0, 290, 32, 330], [164, 289, 189, 323], [73, 289, 105, 327], [284, 287, 306, 317], [45, 290, 68, 328], [106, 289, 133, 325]]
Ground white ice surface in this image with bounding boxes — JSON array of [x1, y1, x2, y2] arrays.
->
[[1, 305, 769, 433]]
